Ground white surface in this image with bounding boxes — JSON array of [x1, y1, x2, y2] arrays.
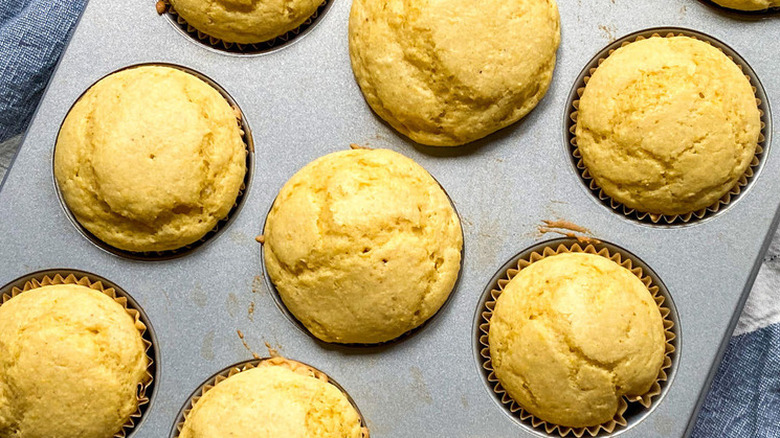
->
[[735, 232, 780, 335]]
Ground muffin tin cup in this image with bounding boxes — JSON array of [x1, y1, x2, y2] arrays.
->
[[258, 146, 466, 348], [170, 356, 370, 437], [0, 270, 158, 438], [566, 27, 770, 225], [53, 62, 255, 261], [477, 239, 678, 437], [158, 0, 332, 55]]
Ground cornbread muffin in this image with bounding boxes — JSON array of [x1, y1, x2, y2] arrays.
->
[[576, 36, 760, 216], [0, 284, 148, 438], [712, 0, 779, 10], [489, 252, 666, 428], [264, 149, 462, 344], [179, 359, 364, 438], [349, 0, 560, 146], [169, 0, 322, 44], [55, 65, 247, 252]]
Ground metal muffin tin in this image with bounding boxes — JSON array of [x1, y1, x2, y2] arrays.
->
[[0, 0, 778, 436]]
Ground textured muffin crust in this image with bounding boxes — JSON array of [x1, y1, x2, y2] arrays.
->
[[264, 149, 462, 344], [489, 252, 666, 428], [349, 0, 560, 146], [576, 36, 760, 216], [0, 285, 148, 438], [55, 65, 247, 252], [179, 361, 363, 438], [711, 0, 779, 10], [169, 0, 322, 44]]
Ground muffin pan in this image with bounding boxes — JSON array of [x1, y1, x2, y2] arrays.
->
[[0, 0, 778, 436]]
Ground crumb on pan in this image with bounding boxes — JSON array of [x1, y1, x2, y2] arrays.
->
[[538, 219, 600, 244], [236, 330, 260, 360]]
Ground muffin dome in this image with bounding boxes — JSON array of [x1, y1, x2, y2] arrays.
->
[[575, 36, 760, 216], [55, 65, 247, 252], [488, 252, 666, 428], [179, 359, 364, 438], [711, 0, 779, 10], [0, 284, 148, 438], [264, 149, 462, 344], [349, 0, 560, 146], [169, 0, 322, 44]]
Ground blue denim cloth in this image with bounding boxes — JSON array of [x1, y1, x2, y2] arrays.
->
[[692, 324, 780, 437], [1, 1, 779, 436], [0, 0, 86, 142]]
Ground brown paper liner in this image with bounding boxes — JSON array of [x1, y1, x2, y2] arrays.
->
[[478, 242, 676, 437], [56, 64, 253, 261], [159, 0, 328, 54], [568, 30, 768, 225], [172, 356, 370, 438], [0, 273, 155, 438]]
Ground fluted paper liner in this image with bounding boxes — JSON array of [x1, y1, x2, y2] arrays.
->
[[0, 273, 155, 438], [160, 0, 328, 54], [567, 30, 768, 225], [478, 242, 676, 437], [173, 356, 370, 438]]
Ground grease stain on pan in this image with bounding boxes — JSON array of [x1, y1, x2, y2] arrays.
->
[[191, 283, 207, 308], [200, 329, 215, 360], [226, 292, 240, 317], [409, 366, 433, 405]]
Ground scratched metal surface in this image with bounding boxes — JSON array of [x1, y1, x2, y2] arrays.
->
[[0, 0, 778, 436]]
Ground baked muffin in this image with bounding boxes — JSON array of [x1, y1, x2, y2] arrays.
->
[[0, 284, 148, 438], [575, 36, 760, 216], [488, 252, 666, 428], [264, 148, 462, 344], [169, 0, 322, 44], [55, 65, 247, 252], [179, 358, 364, 438], [349, 0, 560, 146], [711, 0, 779, 10]]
